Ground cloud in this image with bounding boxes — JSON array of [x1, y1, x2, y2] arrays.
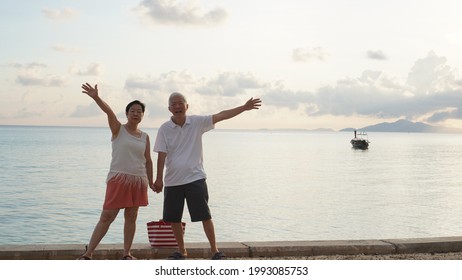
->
[[15, 63, 67, 87], [302, 52, 462, 124], [123, 71, 267, 119], [136, 0, 227, 26], [125, 71, 265, 96], [125, 76, 162, 91], [312, 71, 411, 118], [426, 107, 462, 123], [196, 72, 264, 96], [121, 51, 462, 125], [261, 51, 462, 125], [125, 71, 195, 93], [17, 73, 67, 87], [366, 50, 387, 60], [292, 47, 328, 62], [14, 108, 42, 119], [69, 63, 103, 76], [70, 104, 103, 118], [263, 86, 314, 111], [42, 8, 79, 21], [407, 51, 459, 95], [7, 62, 47, 69], [124, 71, 197, 117], [261, 71, 409, 118]]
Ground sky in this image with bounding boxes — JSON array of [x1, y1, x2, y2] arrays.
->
[[2, 0, 462, 131]]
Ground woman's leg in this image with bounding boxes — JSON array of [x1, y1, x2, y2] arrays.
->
[[82, 208, 120, 258], [123, 206, 139, 257]]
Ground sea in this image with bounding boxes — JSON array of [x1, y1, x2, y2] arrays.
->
[[1, 125, 462, 246]]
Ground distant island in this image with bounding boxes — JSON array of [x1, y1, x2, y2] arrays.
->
[[340, 119, 462, 133]]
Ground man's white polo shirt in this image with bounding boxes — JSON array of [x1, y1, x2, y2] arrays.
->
[[154, 115, 214, 187]]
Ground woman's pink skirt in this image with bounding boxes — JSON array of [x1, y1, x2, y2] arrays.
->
[[103, 173, 148, 209]]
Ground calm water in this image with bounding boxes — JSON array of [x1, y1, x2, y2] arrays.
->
[[1, 125, 462, 245]]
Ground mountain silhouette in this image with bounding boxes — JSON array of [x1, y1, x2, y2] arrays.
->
[[340, 119, 461, 133]]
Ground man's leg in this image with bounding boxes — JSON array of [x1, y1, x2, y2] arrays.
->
[[172, 222, 187, 256], [164, 186, 187, 257], [202, 219, 218, 254]]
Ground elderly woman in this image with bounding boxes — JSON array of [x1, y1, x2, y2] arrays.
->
[[77, 83, 158, 260]]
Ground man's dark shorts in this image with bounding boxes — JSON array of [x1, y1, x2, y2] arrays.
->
[[163, 179, 212, 222]]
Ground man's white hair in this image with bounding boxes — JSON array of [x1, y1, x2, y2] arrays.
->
[[169, 92, 187, 106]]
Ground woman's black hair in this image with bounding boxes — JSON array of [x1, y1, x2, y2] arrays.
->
[[125, 100, 145, 113]]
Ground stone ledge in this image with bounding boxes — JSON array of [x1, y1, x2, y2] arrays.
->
[[1, 237, 462, 260], [383, 236, 462, 254], [244, 240, 395, 258]]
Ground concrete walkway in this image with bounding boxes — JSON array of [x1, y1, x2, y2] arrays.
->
[[2, 236, 462, 260]]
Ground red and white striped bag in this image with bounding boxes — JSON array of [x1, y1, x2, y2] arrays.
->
[[147, 220, 186, 248]]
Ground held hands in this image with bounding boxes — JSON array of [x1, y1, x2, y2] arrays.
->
[[152, 179, 164, 193], [244, 97, 262, 111], [149, 182, 158, 193], [82, 83, 98, 99]]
